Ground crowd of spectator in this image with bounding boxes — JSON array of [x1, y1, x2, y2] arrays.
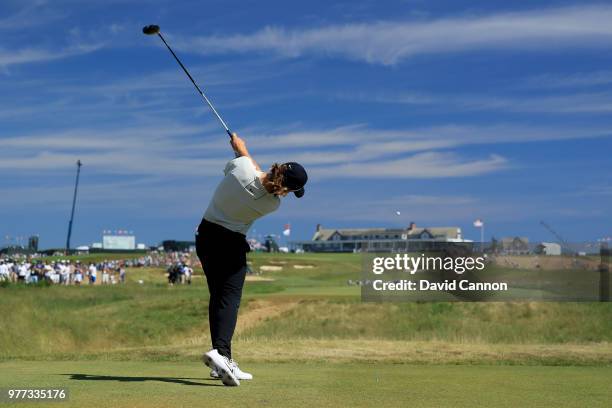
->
[[167, 263, 194, 285], [0, 259, 126, 285], [0, 251, 200, 286]]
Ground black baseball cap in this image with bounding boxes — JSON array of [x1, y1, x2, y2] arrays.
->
[[282, 162, 307, 198]]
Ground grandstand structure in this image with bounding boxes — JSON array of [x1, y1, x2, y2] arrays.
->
[[101, 230, 136, 250]]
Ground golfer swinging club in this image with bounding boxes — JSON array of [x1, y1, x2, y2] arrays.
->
[[198, 133, 307, 386]]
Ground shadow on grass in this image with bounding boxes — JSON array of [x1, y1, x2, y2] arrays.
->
[[64, 373, 223, 387]]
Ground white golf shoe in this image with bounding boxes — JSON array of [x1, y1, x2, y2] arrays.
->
[[210, 359, 253, 380], [203, 349, 240, 386]]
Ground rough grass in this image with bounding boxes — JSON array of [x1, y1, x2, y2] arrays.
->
[[243, 300, 612, 343], [0, 253, 611, 366]]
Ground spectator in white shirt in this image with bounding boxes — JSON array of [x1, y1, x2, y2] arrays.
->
[[88, 263, 97, 284], [18, 263, 28, 282], [74, 268, 83, 285], [184, 266, 192, 285], [0, 260, 9, 281]]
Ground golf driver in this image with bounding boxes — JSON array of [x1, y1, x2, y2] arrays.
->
[[143, 24, 233, 138]]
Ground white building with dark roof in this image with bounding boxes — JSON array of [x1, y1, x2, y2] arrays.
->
[[536, 242, 561, 256], [294, 222, 470, 252]]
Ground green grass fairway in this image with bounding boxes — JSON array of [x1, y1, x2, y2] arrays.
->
[[1, 253, 611, 406], [1, 361, 610, 408]]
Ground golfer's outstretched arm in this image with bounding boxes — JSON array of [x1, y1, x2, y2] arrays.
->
[[230, 133, 261, 171]]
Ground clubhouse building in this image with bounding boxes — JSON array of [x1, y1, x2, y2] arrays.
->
[[292, 222, 471, 253]]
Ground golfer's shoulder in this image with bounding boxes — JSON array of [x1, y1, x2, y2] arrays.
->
[[224, 156, 253, 175], [230, 157, 259, 182]]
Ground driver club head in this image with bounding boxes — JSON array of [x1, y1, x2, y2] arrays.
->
[[142, 25, 160, 35]]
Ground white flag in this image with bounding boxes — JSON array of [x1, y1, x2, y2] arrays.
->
[[283, 224, 291, 237], [473, 219, 483, 228]]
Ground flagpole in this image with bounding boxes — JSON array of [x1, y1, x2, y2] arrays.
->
[[473, 219, 484, 253], [481, 224, 484, 253]]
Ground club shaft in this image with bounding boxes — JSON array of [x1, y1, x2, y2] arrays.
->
[[157, 32, 232, 137]]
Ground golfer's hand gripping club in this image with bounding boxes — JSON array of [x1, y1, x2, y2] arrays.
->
[[230, 133, 248, 157]]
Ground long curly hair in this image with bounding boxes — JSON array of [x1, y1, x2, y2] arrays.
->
[[264, 163, 289, 196]]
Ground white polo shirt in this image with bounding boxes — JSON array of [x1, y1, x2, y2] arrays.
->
[[204, 156, 280, 235]]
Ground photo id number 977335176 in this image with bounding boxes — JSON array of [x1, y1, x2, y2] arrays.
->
[[0, 388, 69, 402]]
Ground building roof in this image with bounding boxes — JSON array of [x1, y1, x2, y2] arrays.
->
[[539, 242, 561, 248], [312, 226, 461, 241], [500, 237, 529, 244]]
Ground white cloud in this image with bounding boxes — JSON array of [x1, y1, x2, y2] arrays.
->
[[4, 120, 610, 181], [0, 123, 229, 177], [312, 152, 508, 178], [0, 43, 104, 68], [335, 90, 612, 114], [1, 121, 509, 184], [0, 1, 65, 31], [0, 57, 299, 120], [232, 123, 612, 159], [524, 71, 612, 89], [175, 5, 612, 65], [0, 3, 126, 69]]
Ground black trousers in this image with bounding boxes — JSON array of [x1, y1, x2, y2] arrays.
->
[[195, 219, 250, 359]]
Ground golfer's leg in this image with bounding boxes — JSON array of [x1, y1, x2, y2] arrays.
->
[[205, 264, 222, 353], [211, 264, 247, 359], [196, 233, 221, 354], [202, 255, 239, 358]]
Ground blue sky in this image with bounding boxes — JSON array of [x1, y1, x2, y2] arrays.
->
[[1, 0, 611, 248]]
